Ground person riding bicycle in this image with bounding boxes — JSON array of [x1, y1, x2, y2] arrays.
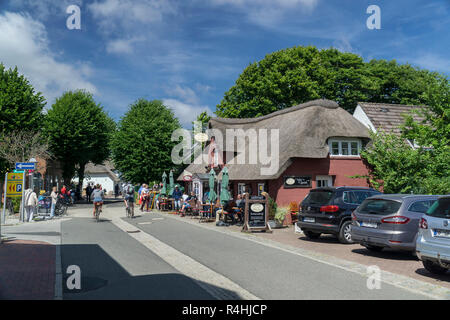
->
[[92, 184, 104, 217], [123, 182, 135, 216]]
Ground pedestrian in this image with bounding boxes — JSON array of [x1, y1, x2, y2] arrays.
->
[[25, 188, 38, 222], [172, 186, 182, 211], [50, 186, 58, 218], [140, 184, 150, 212], [86, 184, 92, 203], [114, 183, 119, 199]]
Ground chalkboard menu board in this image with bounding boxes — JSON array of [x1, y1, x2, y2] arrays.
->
[[248, 202, 266, 228], [283, 176, 312, 188]]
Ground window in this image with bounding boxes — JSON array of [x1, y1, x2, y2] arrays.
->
[[316, 175, 332, 188], [344, 191, 381, 205], [329, 139, 361, 156], [257, 183, 265, 196], [238, 183, 246, 195], [408, 200, 436, 213], [426, 198, 450, 218], [358, 199, 402, 215]]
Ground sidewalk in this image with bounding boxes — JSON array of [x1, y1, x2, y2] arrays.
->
[[0, 239, 55, 299]]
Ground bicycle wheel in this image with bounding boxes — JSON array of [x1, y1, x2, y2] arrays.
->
[[95, 205, 100, 222], [130, 204, 134, 218]]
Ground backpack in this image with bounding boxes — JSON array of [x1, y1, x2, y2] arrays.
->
[[127, 185, 134, 195]]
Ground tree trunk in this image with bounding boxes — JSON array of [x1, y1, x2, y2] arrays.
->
[[77, 162, 86, 192]]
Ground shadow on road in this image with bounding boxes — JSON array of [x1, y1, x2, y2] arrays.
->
[[351, 248, 418, 261], [415, 268, 450, 282], [61, 243, 241, 300]]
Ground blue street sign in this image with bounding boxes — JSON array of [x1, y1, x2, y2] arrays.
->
[[15, 162, 36, 170]]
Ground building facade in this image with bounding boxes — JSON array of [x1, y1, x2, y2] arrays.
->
[[178, 99, 373, 207]]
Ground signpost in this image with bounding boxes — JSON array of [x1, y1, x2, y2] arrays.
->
[[242, 192, 272, 233], [15, 162, 36, 170]]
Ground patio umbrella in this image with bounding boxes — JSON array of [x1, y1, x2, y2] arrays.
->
[[208, 169, 217, 204], [168, 170, 174, 196], [220, 167, 230, 205], [160, 172, 167, 196]]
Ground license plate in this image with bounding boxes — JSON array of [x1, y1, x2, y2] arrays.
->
[[434, 229, 450, 238], [303, 217, 315, 223], [360, 222, 378, 228]]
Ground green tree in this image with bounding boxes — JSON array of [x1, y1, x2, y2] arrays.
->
[[216, 46, 444, 118], [44, 90, 113, 186], [0, 64, 46, 174], [111, 99, 181, 184]]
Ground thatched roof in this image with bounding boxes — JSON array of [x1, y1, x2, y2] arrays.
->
[[178, 99, 370, 181], [85, 161, 120, 182]]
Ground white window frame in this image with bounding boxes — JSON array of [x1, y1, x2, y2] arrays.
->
[[316, 175, 333, 188], [328, 138, 362, 157], [238, 183, 246, 195]]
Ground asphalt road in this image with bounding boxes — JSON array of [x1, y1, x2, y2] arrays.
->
[[56, 203, 438, 300]]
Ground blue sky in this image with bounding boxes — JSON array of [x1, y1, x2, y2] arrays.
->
[[0, 0, 448, 127]]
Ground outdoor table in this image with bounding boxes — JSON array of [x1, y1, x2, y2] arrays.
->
[[199, 203, 214, 223]]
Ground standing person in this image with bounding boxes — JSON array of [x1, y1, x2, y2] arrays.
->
[[50, 186, 58, 218], [25, 188, 38, 222], [140, 184, 150, 212], [91, 184, 104, 218], [85, 184, 92, 203], [123, 182, 135, 217], [172, 186, 182, 211], [114, 183, 119, 199]]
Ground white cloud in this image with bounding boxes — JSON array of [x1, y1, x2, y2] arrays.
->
[[106, 37, 145, 54], [0, 12, 97, 106], [208, 0, 319, 26], [405, 53, 450, 74], [88, 0, 174, 32], [163, 99, 213, 128]]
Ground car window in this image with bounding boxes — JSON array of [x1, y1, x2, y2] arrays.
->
[[426, 198, 450, 219], [303, 190, 334, 205], [344, 191, 379, 205], [358, 199, 402, 215], [408, 200, 436, 213]]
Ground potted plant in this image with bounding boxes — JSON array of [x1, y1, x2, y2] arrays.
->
[[288, 201, 299, 224], [274, 207, 289, 228], [267, 196, 278, 228]]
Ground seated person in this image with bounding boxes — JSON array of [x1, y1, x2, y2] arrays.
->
[[181, 192, 197, 216]]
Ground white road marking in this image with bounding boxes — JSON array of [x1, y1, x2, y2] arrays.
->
[[138, 222, 153, 225], [110, 216, 259, 300]]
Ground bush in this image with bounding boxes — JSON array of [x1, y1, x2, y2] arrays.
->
[[288, 201, 299, 213], [275, 207, 288, 224]]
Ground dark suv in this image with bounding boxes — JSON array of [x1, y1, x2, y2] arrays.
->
[[297, 187, 382, 244]]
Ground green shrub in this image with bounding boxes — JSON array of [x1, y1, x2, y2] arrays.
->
[[275, 207, 288, 224], [268, 196, 277, 220]]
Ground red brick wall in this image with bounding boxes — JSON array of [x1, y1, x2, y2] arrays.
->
[[267, 157, 369, 207]]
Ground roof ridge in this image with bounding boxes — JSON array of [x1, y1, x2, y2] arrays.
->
[[211, 99, 339, 124], [358, 102, 427, 108]]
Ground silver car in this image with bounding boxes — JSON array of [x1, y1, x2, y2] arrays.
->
[[416, 195, 450, 275], [351, 195, 439, 252]]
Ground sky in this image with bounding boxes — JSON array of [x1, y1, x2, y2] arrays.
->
[[0, 0, 449, 127]]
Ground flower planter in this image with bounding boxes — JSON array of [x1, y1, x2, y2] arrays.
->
[[268, 220, 284, 229]]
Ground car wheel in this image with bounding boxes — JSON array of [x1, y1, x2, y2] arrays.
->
[[365, 245, 384, 252], [303, 230, 321, 239], [423, 260, 448, 275], [338, 220, 354, 244]]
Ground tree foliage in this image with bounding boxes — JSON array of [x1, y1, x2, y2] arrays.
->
[[216, 46, 445, 118], [0, 64, 46, 175], [111, 99, 181, 184], [360, 75, 450, 195], [43, 90, 113, 185]]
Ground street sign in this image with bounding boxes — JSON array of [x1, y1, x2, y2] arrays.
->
[[15, 162, 36, 170], [6, 172, 24, 198]]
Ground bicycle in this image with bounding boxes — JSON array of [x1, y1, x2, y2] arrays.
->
[[125, 199, 134, 218], [55, 198, 68, 216], [94, 202, 102, 222]]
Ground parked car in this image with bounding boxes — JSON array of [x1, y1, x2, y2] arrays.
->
[[416, 195, 450, 275], [297, 187, 382, 244], [351, 194, 439, 252]]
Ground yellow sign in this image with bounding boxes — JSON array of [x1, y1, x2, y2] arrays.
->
[[6, 172, 23, 198]]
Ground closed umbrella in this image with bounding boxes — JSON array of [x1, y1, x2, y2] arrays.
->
[[208, 169, 217, 204], [169, 170, 174, 196], [220, 167, 230, 205], [160, 172, 167, 196]]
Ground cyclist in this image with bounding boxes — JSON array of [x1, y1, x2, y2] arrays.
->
[[92, 184, 104, 218], [123, 182, 135, 217]]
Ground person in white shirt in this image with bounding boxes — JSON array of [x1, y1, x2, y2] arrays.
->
[[25, 188, 38, 222], [50, 186, 58, 218]]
